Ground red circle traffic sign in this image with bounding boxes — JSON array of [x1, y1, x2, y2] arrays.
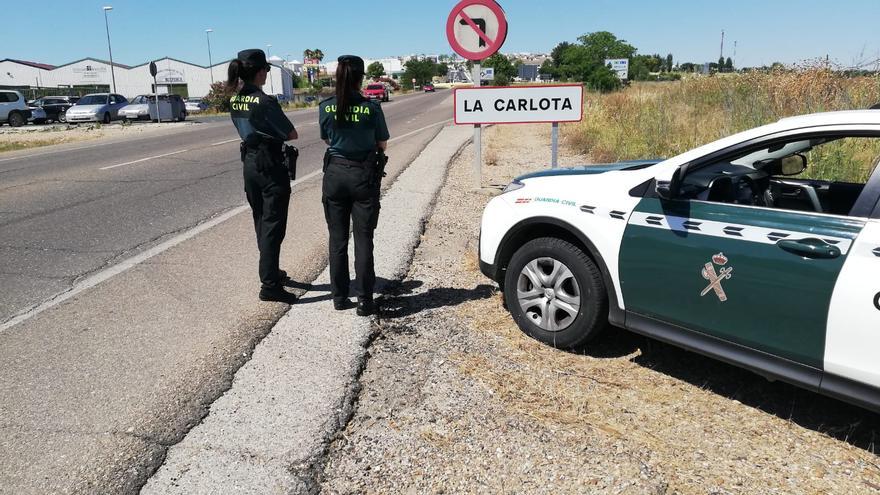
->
[[446, 0, 508, 61]]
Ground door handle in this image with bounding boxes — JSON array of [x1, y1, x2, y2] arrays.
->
[[777, 238, 841, 259]]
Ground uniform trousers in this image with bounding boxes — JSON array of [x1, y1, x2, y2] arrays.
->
[[322, 161, 381, 302], [243, 147, 291, 290]]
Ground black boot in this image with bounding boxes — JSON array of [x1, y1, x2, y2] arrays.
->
[[356, 299, 375, 316], [259, 286, 298, 304]]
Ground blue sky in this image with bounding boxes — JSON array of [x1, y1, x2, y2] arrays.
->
[[3, 0, 879, 69]]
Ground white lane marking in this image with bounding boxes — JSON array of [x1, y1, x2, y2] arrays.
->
[[388, 118, 453, 143], [210, 138, 239, 146], [99, 149, 190, 170], [0, 169, 326, 333]]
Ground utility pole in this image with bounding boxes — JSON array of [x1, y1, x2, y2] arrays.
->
[[205, 29, 214, 84], [102, 6, 116, 93], [733, 40, 737, 69], [266, 44, 275, 94], [720, 30, 725, 60]]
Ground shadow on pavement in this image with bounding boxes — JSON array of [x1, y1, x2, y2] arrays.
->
[[378, 283, 496, 319]]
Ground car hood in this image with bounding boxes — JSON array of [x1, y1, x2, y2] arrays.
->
[[68, 104, 106, 113], [516, 159, 662, 181], [121, 104, 150, 111]]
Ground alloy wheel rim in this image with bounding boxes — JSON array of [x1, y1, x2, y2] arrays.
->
[[516, 257, 581, 332]]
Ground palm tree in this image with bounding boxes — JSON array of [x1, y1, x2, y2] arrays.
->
[[303, 49, 314, 62], [313, 49, 324, 63]]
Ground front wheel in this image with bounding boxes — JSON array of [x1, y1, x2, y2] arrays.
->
[[58, 111, 67, 123], [102, 112, 111, 124], [503, 237, 608, 349], [8, 112, 25, 127]]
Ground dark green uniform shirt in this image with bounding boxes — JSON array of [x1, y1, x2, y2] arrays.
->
[[230, 83, 294, 143], [319, 94, 390, 162]]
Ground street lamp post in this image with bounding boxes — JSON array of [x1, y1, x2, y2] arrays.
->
[[205, 29, 214, 84], [266, 43, 275, 94], [102, 6, 116, 93]]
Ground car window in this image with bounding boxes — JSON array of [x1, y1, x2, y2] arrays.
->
[[367, 84, 385, 90], [1, 92, 20, 103], [78, 95, 107, 105], [0, 93, 8, 103], [686, 135, 880, 217]]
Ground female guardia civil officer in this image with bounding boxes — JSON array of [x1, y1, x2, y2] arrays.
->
[[228, 49, 298, 303], [319, 55, 390, 316]]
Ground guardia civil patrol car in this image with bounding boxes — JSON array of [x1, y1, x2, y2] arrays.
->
[[479, 110, 880, 412]]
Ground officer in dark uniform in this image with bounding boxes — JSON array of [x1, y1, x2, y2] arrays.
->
[[319, 55, 390, 316], [228, 49, 299, 303]]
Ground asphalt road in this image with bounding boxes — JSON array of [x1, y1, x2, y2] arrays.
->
[[0, 90, 455, 493], [0, 91, 450, 323]]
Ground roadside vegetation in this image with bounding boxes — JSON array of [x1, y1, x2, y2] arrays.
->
[[565, 69, 880, 181]]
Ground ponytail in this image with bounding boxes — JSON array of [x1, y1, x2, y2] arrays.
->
[[227, 59, 260, 90], [334, 60, 364, 128]]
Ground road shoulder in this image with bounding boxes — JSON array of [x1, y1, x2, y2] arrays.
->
[[320, 124, 880, 493], [142, 124, 473, 493]]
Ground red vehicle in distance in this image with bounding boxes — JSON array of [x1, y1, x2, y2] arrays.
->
[[363, 83, 389, 103]]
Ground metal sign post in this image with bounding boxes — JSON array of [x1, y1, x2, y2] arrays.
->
[[551, 122, 558, 168], [473, 62, 482, 188], [446, 0, 508, 189], [149, 61, 160, 124]]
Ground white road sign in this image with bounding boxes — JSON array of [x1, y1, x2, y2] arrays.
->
[[454, 84, 583, 125], [480, 67, 494, 80], [605, 58, 629, 80]]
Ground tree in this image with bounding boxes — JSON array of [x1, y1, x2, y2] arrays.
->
[[366, 61, 385, 80], [203, 81, 237, 112], [402, 58, 436, 89], [482, 53, 516, 85], [718, 56, 725, 72], [435, 62, 449, 78], [666, 53, 674, 72], [313, 49, 324, 62], [725, 57, 734, 71], [550, 41, 572, 67], [539, 59, 556, 79]]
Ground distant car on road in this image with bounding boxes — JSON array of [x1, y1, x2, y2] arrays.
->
[[184, 97, 208, 114], [28, 96, 78, 123], [363, 83, 389, 102], [66, 93, 129, 124], [0, 90, 32, 127], [423, 83, 435, 92]]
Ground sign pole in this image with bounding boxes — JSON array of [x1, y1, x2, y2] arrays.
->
[[473, 62, 481, 189], [551, 122, 558, 168]]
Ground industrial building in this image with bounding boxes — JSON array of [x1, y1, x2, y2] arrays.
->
[[0, 57, 294, 99]]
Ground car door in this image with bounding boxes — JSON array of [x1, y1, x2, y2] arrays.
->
[[823, 165, 880, 394], [618, 130, 877, 372]]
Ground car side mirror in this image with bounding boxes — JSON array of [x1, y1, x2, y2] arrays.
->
[[655, 166, 684, 200], [780, 153, 807, 175]]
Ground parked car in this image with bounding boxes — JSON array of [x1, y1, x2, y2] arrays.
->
[[363, 83, 389, 102], [27, 96, 78, 123], [0, 90, 32, 127], [423, 83, 435, 92], [119, 95, 152, 121], [479, 109, 880, 413], [27, 105, 47, 124], [120, 94, 186, 122], [66, 93, 129, 124], [184, 97, 208, 114]]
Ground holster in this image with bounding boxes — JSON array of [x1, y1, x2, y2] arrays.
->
[[368, 150, 389, 188], [283, 144, 299, 180]]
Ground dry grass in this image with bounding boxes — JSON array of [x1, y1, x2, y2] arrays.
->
[[565, 69, 880, 182], [0, 138, 70, 153]]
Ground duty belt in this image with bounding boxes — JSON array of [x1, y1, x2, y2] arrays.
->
[[328, 156, 369, 168]]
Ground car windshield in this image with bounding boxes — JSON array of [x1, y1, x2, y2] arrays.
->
[[130, 95, 148, 104], [367, 85, 384, 90], [78, 95, 108, 105]]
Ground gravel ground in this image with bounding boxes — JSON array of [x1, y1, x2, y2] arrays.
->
[[320, 124, 880, 494], [0, 120, 196, 149]]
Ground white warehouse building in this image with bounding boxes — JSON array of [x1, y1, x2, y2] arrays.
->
[[0, 57, 294, 99]]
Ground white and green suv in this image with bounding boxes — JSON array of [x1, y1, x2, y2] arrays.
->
[[479, 110, 880, 412]]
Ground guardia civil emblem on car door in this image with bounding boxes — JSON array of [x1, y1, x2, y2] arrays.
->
[[701, 253, 733, 302]]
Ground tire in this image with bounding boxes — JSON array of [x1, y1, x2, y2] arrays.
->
[[178, 110, 186, 122], [58, 111, 67, 123], [503, 237, 608, 349], [102, 112, 111, 124], [8, 112, 25, 127]]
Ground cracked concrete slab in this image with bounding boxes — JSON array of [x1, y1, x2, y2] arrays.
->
[[143, 124, 473, 493]]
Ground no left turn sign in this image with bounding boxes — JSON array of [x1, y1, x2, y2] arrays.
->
[[446, 0, 508, 61]]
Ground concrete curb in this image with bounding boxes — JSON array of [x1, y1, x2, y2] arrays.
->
[[142, 124, 473, 494]]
